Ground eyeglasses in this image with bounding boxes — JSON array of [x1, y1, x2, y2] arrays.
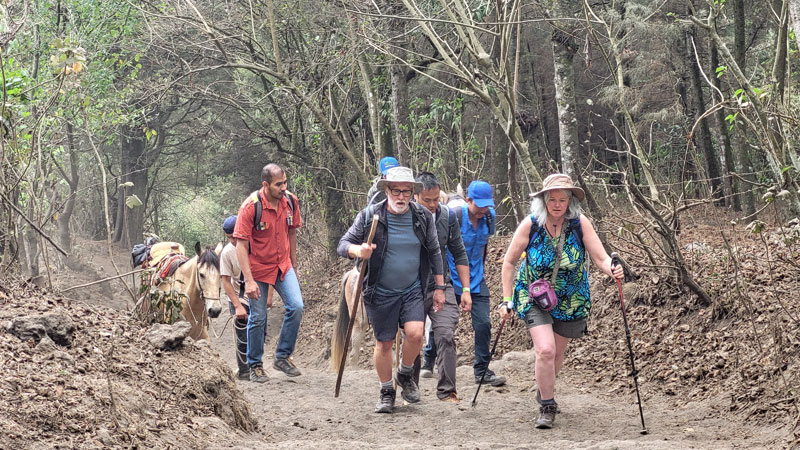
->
[[389, 188, 413, 197]]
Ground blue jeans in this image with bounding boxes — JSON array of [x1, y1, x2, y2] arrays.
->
[[424, 292, 492, 376], [246, 268, 304, 367]]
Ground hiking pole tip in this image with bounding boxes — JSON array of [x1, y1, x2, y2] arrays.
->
[[640, 427, 648, 435]]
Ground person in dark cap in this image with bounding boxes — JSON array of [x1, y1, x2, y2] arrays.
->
[[220, 215, 251, 380]]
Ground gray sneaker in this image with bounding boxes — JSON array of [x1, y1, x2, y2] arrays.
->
[[535, 404, 558, 429], [249, 366, 269, 383], [474, 371, 506, 387], [273, 358, 301, 377], [395, 371, 421, 403], [374, 387, 396, 413]]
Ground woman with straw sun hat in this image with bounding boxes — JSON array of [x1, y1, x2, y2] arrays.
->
[[499, 173, 624, 429]]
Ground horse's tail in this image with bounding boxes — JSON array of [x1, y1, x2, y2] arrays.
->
[[330, 269, 355, 372]]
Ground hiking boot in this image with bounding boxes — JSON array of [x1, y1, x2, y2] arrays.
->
[[249, 366, 269, 383], [439, 392, 460, 403], [420, 361, 434, 379], [273, 358, 301, 377], [535, 404, 558, 429], [474, 371, 506, 387], [535, 388, 560, 413], [395, 371, 421, 403], [374, 387, 396, 413], [237, 369, 250, 380]]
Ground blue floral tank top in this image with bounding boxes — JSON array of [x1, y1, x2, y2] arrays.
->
[[512, 215, 591, 321]]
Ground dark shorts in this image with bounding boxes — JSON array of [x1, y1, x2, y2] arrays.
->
[[365, 286, 425, 342], [524, 306, 588, 339]]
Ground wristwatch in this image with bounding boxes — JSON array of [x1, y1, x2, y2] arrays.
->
[[434, 284, 447, 291]]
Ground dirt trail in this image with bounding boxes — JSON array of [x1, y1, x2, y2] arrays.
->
[[205, 311, 779, 449]]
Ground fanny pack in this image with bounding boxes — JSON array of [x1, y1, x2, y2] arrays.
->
[[528, 222, 566, 312]]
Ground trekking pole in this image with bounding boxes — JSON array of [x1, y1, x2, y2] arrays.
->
[[611, 252, 648, 435], [335, 214, 379, 398], [471, 315, 509, 408]]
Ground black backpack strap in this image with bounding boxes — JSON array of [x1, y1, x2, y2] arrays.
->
[[252, 190, 263, 230], [238, 272, 245, 298]]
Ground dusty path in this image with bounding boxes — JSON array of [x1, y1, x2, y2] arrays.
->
[[206, 311, 780, 449]]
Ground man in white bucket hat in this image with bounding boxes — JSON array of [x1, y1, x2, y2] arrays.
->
[[338, 166, 446, 413]]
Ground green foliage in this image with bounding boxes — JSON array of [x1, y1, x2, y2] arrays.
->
[[157, 181, 230, 250], [138, 272, 186, 325]]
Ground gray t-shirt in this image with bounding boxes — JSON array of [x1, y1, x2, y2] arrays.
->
[[376, 209, 421, 294], [220, 242, 248, 306]]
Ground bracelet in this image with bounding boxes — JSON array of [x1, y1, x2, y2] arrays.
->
[[462, 287, 470, 293], [354, 247, 361, 258], [502, 296, 512, 303], [434, 284, 448, 291]]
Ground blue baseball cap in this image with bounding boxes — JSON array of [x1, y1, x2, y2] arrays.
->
[[222, 215, 237, 235], [467, 180, 494, 208], [379, 156, 399, 175]]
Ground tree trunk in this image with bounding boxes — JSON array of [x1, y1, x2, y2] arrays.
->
[[708, 27, 737, 209], [389, 13, 410, 164], [357, 53, 384, 163], [790, 0, 800, 65], [733, 0, 755, 214], [116, 125, 148, 246], [551, 33, 577, 177], [687, 26, 723, 203], [772, 0, 789, 103], [58, 122, 80, 254]]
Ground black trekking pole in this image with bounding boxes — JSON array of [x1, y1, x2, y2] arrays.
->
[[471, 315, 509, 408], [611, 252, 648, 435]]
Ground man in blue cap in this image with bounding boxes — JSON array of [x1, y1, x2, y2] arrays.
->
[[220, 215, 251, 380], [444, 180, 506, 386], [366, 156, 399, 206]]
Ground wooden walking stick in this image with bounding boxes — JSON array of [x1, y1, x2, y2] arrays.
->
[[335, 214, 379, 397]]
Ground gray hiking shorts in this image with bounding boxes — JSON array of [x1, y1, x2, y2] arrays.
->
[[365, 285, 425, 342], [524, 306, 588, 339]]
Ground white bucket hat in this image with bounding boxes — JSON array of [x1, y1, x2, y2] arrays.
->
[[376, 166, 423, 193]]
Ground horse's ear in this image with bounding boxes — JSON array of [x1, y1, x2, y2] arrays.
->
[[214, 242, 223, 255], [456, 183, 464, 197], [194, 241, 202, 256]]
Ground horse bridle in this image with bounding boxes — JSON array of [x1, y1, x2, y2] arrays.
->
[[186, 260, 220, 329]]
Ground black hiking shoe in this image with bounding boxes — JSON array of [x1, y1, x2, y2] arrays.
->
[[535, 388, 560, 413], [395, 371, 421, 403], [237, 369, 250, 380], [249, 366, 269, 383], [535, 404, 558, 429], [474, 371, 506, 387], [273, 358, 301, 377], [374, 387, 396, 413]]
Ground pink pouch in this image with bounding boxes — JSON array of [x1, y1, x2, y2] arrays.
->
[[529, 279, 557, 311]]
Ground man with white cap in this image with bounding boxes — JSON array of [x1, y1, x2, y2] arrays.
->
[[338, 166, 445, 413]]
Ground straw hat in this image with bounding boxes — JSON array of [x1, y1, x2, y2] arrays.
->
[[531, 173, 585, 202], [376, 166, 423, 193]]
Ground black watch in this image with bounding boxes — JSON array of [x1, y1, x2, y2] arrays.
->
[[434, 284, 447, 291]]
